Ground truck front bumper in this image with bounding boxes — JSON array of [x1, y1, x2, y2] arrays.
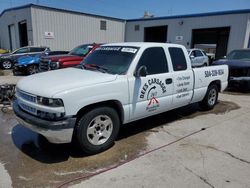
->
[[13, 101, 76, 144]]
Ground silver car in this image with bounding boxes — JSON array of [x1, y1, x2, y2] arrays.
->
[[188, 49, 209, 67]]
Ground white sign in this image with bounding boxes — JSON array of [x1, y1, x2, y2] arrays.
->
[[175, 36, 183, 41], [44, 32, 54, 39]]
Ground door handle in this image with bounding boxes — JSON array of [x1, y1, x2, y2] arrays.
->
[[165, 78, 172, 84]]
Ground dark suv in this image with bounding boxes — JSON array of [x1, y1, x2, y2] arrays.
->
[[0, 46, 50, 69]]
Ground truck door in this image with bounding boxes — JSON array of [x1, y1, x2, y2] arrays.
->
[[168, 47, 194, 108], [128, 47, 174, 120]]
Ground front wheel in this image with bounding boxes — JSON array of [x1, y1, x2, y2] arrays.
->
[[199, 84, 218, 110], [75, 107, 120, 154], [27, 65, 38, 75], [2, 60, 12, 69]]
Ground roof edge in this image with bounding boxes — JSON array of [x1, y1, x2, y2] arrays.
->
[[127, 9, 250, 22], [0, 3, 125, 22]]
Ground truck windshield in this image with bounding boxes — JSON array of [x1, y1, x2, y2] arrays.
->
[[69, 44, 93, 56], [81, 46, 139, 74], [227, 50, 250, 61]]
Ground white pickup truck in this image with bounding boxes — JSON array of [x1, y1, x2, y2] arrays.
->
[[13, 43, 228, 154]]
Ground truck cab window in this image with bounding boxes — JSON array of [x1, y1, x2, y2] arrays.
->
[[137, 47, 168, 75], [169, 47, 187, 71]]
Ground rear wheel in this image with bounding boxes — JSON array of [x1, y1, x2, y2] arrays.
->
[[75, 107, 120, 154], [199, 84, 218, 110], [27, 65, 38, 75], [2, 60, 12, 69]]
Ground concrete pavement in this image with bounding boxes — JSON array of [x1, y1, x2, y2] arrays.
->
[[70, 93, 250, 188], [0, 92, 249, 187]]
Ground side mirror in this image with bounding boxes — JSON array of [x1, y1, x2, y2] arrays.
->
[[135, 66, 148, 77], [190, 55, 195, 59]]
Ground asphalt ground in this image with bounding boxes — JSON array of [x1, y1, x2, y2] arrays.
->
[[0, 91, 249, 188]]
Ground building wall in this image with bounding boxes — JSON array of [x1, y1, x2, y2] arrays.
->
[[125, 13, 250, 53], [0, 7, 33, 50], [31, 7, 125, 50]]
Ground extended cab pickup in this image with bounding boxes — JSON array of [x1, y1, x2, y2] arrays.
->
[[13, 43, 228, 154]]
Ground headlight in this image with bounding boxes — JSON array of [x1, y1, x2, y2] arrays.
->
[[37, 96, 64, 107], [50, 61, 60, 69]]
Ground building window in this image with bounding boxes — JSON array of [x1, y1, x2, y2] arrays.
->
[[100, 20, 107, 30], [135, 25, 140, 31]]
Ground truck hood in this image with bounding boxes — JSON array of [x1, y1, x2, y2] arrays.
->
[[17, 68, 117, 97], [213, 59, 250, 68], [43, 54, 83, 62]]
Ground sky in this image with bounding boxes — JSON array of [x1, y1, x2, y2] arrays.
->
[[0, 0, 250, 19]]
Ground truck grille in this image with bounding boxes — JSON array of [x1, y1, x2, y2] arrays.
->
[[16, 89, 38, 115], [18, 102, 37, 115], [39, 58, 50, 71], [16, 89, 37, 103], [230, 68, 250, 77]]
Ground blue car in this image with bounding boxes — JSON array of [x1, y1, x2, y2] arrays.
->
[[13, 51, 68, 75]]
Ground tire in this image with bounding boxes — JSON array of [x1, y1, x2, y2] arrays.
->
[[27, 65, 38, 75], [203, 62, 208, 66], [199, 84, 218, 110], [2, 60, 12, 69], [75, 107, 120, 154]]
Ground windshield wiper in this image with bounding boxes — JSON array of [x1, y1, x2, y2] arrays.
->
[[82, 64, 108, 73]]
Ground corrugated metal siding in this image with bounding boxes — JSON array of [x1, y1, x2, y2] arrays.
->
[[0, 7, 32, 50], [31, 7, 125, 50], [125, 13, 250, 53]]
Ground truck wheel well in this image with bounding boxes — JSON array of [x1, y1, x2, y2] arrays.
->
[[75, 100, 124, 124], [209, 80, 221, 92]]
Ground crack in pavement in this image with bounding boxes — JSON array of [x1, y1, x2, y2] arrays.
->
[[184, 166, 215, 188], [197, 144, 250, 165]]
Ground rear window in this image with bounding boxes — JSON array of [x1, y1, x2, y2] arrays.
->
[[169, 47, 187, 71]]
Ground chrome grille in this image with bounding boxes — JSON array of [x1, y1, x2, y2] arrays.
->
[[16, 89, 36, 103], [39, 58, 50, 71], [18, 102, 37, 115]]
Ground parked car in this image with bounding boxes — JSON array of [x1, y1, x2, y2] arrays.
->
[[13, 51, 69, 75], [13, 42, 228, 154], [213, 49, 250, 89], [0, 48, 9, 55], [0, 46, 50, 69], [187, 49, 209, 67], [39, 43, 101, 71]]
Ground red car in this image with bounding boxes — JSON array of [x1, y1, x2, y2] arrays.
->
[[39, 43, 101, 71]]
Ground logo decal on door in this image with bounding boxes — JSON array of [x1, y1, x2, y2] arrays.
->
[[146, 86, 160, 112], [139, 78, 166, 112]]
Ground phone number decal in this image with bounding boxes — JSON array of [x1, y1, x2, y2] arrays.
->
[[205, 69, 224, 78]]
